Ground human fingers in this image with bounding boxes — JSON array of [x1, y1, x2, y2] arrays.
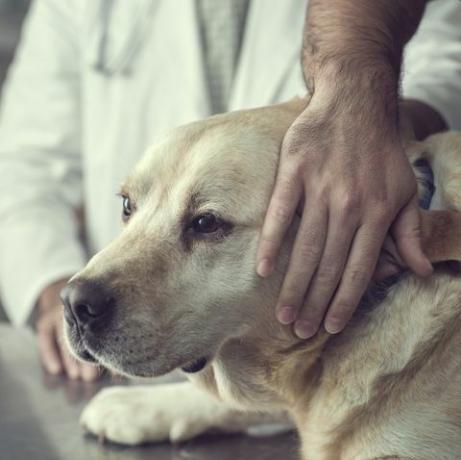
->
[[257, 165, 302, 277], [275, 202, 328, 326], [294, 207, 359, 339], [80, 362, 101, 382], [324, 217, 388, 334], [58, 336, 81, 380]]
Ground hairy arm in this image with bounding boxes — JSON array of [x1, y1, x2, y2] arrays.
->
[[302, 0, 427, 81], [302, 0, 444, 138], [258, 1, 443, 339]]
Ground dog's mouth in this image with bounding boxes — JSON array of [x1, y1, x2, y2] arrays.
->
[[79, 347, 98, 364], [66, 313, 213, 376], [181, 356, 209, 373], [64, 319, 99, 364], [69, 333, 99, 364]]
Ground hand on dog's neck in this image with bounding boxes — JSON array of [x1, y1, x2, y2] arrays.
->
[[233, 209, 461, 412], [235, 311, 332, 410], [206, 210, 461, 420]]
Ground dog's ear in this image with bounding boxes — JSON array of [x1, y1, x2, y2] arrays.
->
[[421, 210, 461, 263]]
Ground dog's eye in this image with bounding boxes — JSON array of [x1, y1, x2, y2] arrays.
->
[[191, 213, 219, 234], [122, 196, 133, 221]]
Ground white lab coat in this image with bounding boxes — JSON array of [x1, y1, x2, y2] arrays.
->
[[0, 0, 460, 326]]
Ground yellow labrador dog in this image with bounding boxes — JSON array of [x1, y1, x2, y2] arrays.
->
[[62, 99, 461, 460]]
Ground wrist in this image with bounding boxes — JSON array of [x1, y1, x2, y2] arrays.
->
[[310, 60, 398, 104], [303, 65, 400, 141], [302, 1, 426, 93]]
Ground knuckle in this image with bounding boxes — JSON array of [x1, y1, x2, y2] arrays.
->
[[347, 268, 369, 287], [315, 265, 340, 283], [340, 191, 361, 214], [284, 122, 310, 147], [314, 185, 330, 206], [281, 138, 307, 162], [371, 202, 391, 225], [400, 223, 422, 240], [283, 143, 303, 159], [274, 176, 298, 197], [260, 233, 278, 247], [268, 202, 293, 225], [298, 241, 322, 262]]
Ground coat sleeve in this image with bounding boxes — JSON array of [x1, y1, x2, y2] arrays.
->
[[402, 0, 461, 130], [0, 0, 87, 325]]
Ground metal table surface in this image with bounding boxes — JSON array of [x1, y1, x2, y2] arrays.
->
[[0, 324, 299, 460]]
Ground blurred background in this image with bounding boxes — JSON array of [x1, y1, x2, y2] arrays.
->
[[0, 0, 29, 321], [0, 0, 29, 88]]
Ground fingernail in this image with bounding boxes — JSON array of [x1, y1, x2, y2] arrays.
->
[[257, 258, 273, 277], [294, 320, 317, 339], [277, 306, 296, 325], [325, 317, 343, 334]]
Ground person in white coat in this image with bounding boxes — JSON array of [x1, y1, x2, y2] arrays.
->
[[0, 0, 460, 380]]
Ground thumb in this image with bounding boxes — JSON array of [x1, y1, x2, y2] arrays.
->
[[391, 196, 433, 277]]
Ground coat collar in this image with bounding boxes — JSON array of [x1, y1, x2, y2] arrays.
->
[[229, 0, 307, 110], [86, 0, 307, 112]]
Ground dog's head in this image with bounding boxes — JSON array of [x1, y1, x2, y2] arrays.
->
[[63, 100, 307, 377]]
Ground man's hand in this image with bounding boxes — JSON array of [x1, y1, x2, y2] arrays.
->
[[257, 85, 433, 339], [35, 279, 101, 381], [256, 0, 441, 339]]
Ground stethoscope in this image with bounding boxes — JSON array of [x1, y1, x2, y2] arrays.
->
[[93, 0, 114, 75], [92, 0, 158, 77]]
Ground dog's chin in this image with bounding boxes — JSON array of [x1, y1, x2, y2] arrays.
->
[[69, 338, 214, 378], [118, 352, 213, 377], [86, 355, 212, 379]]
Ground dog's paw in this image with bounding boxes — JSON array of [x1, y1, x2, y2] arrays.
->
[[80, 382, 238, 445]]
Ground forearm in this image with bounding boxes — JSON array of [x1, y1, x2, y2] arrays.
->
[[303, 0, 428, 76], [301, 0, 439, 145]]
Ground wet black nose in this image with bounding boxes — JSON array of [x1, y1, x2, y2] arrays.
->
[[61, 280, 114, 329]]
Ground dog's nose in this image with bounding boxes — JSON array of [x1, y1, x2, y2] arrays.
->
[[61, 280, 114, 329]]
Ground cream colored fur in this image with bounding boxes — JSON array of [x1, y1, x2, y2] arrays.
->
[[70, 100, 461, 460]]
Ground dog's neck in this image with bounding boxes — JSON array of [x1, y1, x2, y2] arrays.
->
[[210, 270, 461, 420], [252, 326, 329, 406], [205, 306, 331, 413]]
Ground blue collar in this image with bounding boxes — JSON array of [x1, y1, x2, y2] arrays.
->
[[413, 158, 435, 210]]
